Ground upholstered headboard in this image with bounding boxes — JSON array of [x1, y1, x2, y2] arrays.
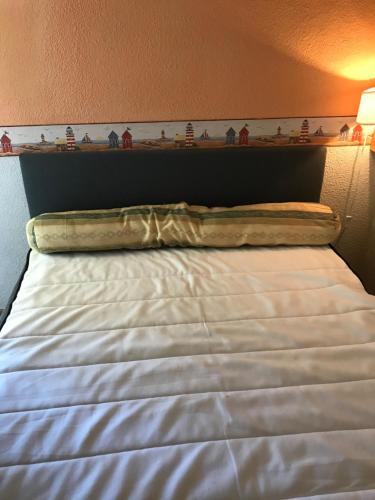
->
[[20, 146, 326, 217]]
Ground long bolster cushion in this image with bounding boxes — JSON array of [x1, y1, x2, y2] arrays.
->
[[26, 201, 341, 253]]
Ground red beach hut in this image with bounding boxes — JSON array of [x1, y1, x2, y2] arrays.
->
[[1, 133, 13, 153], [122, 128, 133, 149], [352, 124, 363, 143], [239, 125, 249, 145]]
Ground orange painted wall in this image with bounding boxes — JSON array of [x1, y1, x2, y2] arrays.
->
[[0, 0, 374, 126]]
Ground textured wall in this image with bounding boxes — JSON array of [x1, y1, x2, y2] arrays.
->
[[0, 157, 29, 308], [321, 147, 375, 293], [0, 0, 374, 125]]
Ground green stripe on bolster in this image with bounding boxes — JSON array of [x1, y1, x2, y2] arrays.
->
[[36, 207, 334, 221], [34, 216, 337, 228]]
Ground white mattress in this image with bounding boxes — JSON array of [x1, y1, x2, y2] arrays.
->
[[1, 245, 375, 499]]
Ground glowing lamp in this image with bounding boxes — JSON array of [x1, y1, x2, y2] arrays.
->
[[356, 87, 375, 151]]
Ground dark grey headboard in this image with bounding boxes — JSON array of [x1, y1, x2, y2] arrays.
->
[[20, 146, 326, 217]]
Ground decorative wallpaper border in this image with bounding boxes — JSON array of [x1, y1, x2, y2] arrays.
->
[[0, 116, 370, 156]]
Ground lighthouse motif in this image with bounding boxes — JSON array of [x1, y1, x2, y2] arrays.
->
[[299, 119, 309, 143], [185, 123, 194, 147], [66, 126, 76, 151]]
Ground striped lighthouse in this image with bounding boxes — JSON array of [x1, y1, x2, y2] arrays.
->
[[298, 119, 309, 143], [66, 126, 76, 151], [185, 122, 194, 147]]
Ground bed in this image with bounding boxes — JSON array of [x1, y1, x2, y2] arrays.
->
[[1, 147, 375, 499]]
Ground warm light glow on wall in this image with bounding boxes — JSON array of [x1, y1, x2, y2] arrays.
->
[[339, 57, 375, 81], [234, 1, 375, 82]]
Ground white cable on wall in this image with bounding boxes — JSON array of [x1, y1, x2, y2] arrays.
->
[[336, 145, 364, 243]]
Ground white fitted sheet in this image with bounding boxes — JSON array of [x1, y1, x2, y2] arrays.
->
[[1, 245, 375, 499]]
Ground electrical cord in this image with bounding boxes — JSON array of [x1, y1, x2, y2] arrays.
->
[[336, 144, 364, 243]]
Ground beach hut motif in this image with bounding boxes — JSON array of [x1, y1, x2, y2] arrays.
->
[[122, 128, 133, 149], [239, 125, 249, 145], [351, 124, 363, 143], [225, 127, 236, 145], [340, 123, 350, 140], [185, 123, 194, 147], [108, 131, 119, 148], [299, 119, 310, 143], [288, 130, 299, 144], [55, 137, 67, 151], [82, 133, 92, 144], [1, 132, 13, 153], [66, 126, 76, 151], [174, 133, 185, 147]]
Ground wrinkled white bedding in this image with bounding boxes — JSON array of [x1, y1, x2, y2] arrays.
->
[[1, 246, 375, 499]]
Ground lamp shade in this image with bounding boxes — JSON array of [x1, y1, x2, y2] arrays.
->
[[356, 87, 375, 125]]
